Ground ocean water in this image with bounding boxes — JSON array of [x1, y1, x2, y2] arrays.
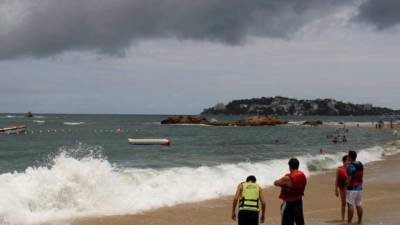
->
[[0, 114, 399, 224]]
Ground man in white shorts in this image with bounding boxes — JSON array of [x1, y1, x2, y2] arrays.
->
[[345, 150, 363, 225]]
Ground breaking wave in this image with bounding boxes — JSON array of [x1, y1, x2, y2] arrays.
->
[[0, 141, 399, 225]]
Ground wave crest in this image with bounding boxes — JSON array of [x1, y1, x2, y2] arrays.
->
[[1, 142, 399, 224]]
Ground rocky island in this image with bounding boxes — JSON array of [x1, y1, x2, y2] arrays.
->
[[201, 96, 400, 116]]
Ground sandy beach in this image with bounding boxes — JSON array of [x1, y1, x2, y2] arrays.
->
[[71, 145, 400, 225]]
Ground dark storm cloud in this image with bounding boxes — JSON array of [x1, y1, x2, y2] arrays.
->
[[354, 0, 400, 30], [0, 0, 353, 59]]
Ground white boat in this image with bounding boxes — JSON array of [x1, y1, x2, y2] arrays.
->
[[128, 138, 170, 145], [0, 125, 27, 134]]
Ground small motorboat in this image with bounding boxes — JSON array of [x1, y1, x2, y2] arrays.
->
[[128, 138, 171, 146], [0, 125, 27, 134]]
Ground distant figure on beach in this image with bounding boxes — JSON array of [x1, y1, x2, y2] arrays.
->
[[394, 130, 399, 137], [272, 139, 280, 144], [274, 158, 307, 225], [332, 136, 338, 144], [345, 151, 364, 225], [342, 135, 347, 143], [320, 148, 324, 155], [232, 175, 266, 225], [378, 120, 384, 129], [335, 155, 348, 221]]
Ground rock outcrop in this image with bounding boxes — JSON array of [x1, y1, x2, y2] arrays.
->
[[161, 115, 208, 124], [161, 115, 287, 126], [302, 120, 323, 126], [234, 116, 287, 126]]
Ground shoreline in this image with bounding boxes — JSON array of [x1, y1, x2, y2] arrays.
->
[[71, 148, 400, 225]]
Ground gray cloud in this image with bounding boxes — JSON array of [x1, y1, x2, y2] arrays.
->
[[355, 0, 400, 29], [0, 0, 352, 59]]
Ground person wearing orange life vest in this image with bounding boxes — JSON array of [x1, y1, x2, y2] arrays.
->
[[345, 150, 364, 225], [232, 175, 266, 225], [335, 155, 348, 221], [274, 158, 307, 225]]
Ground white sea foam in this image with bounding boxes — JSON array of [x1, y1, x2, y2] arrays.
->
[[1, 115, 17, 119], [33, 120, 45, 124], [287, 121, 305, 126], [63, 122, 85, 126], [0, 142, 399, 225]]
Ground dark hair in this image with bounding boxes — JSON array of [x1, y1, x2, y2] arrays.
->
[[348, 150, 357, 161], [288, 158, 300, 170], [246, 175, 257, 182], [342, 155, 348, 163]]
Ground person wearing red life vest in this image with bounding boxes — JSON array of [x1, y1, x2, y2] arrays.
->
[[345, 150, 364, 225], [274, 158, 307, 225], [232, 175, 266, 225], [335, 155, 348, 221]]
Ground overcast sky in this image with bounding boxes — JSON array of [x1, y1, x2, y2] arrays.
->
[[0, 0, 399, 114]]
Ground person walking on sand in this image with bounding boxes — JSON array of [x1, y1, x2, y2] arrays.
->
[[274, 158, 307, 225], [232, 175, 266, 225], [345, 151, 364, 225], [335, 155, 348, 221]]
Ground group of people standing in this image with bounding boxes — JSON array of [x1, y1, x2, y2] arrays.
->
[[335, 151, 364, 225], [231, 150, 364, 225]]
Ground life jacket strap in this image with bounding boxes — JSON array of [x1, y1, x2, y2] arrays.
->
[[239, 197, 259, 208]]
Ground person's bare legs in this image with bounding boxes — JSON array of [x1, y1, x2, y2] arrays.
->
[[347, 203, 354, 225], [356, 205, 363, 224], [340, 189, 346, 221]]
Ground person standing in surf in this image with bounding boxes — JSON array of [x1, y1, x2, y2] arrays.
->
[[345, 150, 364, 225], [232, 175, 266, 225], [274, 158, 307, 225], [335, 155, 348, 221]]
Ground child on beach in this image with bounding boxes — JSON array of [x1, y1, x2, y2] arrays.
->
[[335, 155, 348, 221]]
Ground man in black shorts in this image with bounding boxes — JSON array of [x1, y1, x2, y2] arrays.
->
[[232, 175, 266, 225], [274, 158, 307, 225]]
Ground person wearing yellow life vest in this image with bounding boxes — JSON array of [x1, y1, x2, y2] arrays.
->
[[274, 158, 307, 225], [232, 175, 266, 225]]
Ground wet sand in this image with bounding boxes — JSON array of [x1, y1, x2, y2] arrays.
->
[[71, 151, 400, 225]]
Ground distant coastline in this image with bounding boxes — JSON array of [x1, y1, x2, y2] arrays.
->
[[201, 96, 400, 116]]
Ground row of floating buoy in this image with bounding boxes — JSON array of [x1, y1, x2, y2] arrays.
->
[[94, 129, 132, 133], [4, 129, 172, 146], [13, 129, 139, 135]]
